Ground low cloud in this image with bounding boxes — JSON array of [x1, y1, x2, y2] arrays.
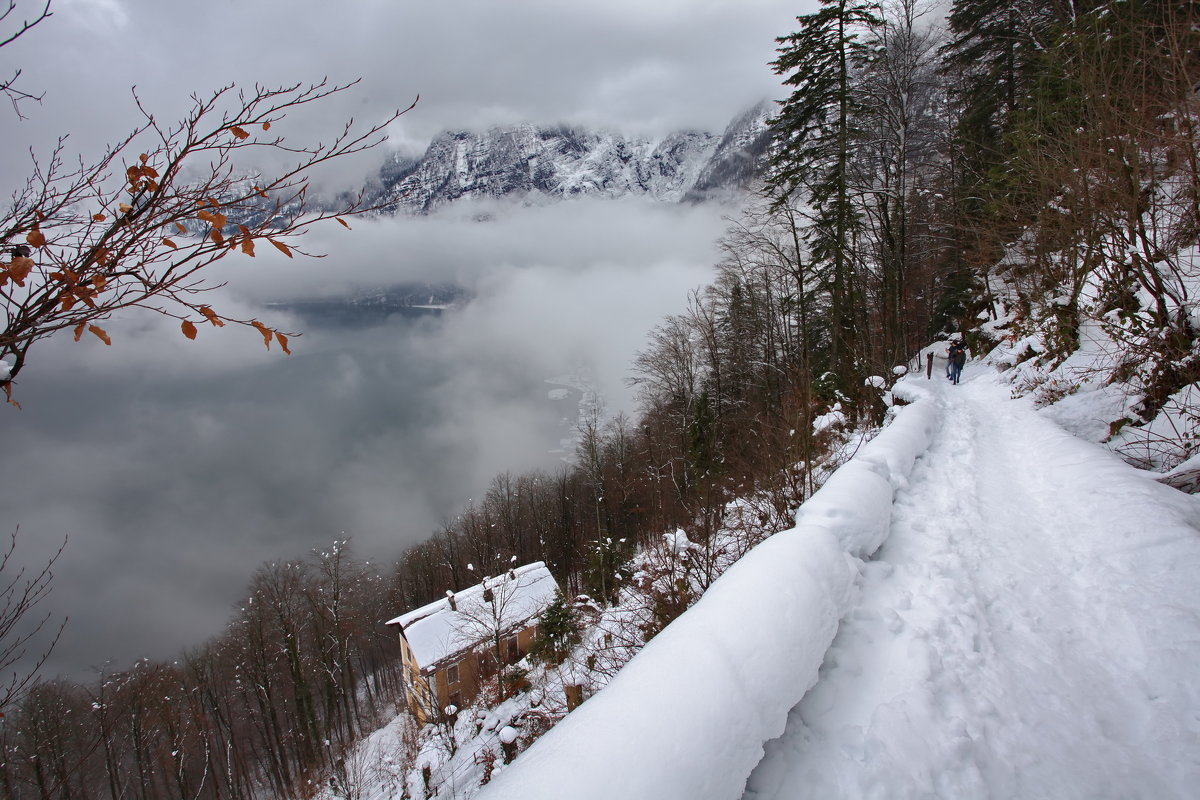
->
[[1, 198, 730, 679]]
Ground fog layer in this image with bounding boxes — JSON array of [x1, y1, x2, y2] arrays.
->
[[0, 199, 726, 679]]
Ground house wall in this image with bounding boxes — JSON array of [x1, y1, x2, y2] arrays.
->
[[397, 634, 436, 724], [516, 625, 538, 655], [427, 622, 541, 710], [432, 647, 486, 710]]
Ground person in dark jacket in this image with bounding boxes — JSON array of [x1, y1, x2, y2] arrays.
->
[[948, 340, 966, 384]]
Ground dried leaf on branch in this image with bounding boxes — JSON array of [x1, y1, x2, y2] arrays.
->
[[0, 78, 417, 400]]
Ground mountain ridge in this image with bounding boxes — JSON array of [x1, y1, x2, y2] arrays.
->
[[362, 102, 772, 214]]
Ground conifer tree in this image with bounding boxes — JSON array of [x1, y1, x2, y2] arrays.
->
[[529, 591, 581, 666], [768, 0, 881, 406]]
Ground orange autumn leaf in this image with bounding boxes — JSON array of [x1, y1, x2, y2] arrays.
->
[[251, 320, 273, 350], [210, 229, 225, 245], [88, 325, 112, 346], [6, 257, 33, 286], [73, 321, 86, 342], [268, 239, 293, 258], [139, 153, 149, 164], [26, 228, 46, 248], [262, 121, 271, 131], [175, 222, 187, 234], [229, 126, 250, 140], [92, 274, 107, 291], [181, 320, 198, 340], [275, 331, 291, 355], [163, 238, 178, 249], [199, 306, 225, 327], [241, 237, 255, 256], [93, 213, 107, 222], [119, 203, 134, 215], [335, 216, 351, 229], [197, 209, 227, 230]]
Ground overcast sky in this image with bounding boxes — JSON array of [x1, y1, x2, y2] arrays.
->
[[0, 0, 815, 680], [2, 0, 804, 187]]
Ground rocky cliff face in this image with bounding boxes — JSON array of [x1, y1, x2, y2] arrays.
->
[[683, 103, 774, 203], [366, 102, 772, 214]]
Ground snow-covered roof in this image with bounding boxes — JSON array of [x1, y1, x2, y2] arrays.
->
[[385, 562, 560, 671]]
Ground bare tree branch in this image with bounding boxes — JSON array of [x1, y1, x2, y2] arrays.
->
[[0, 80, 418, 403], [0, 528, 66, 711], [0, 0, 52, 118]]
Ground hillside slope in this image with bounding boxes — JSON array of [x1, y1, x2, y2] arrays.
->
[[477, 362, 1200, 800]]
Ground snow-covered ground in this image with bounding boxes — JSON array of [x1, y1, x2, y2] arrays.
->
[[745, 364, 1200, 799], [481, 362, 1200, 800]]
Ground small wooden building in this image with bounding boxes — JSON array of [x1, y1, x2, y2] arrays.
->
[[386, 562, 560, 719]]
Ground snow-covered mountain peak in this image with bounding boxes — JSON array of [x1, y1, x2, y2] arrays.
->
[[365, 106, 770, 214]]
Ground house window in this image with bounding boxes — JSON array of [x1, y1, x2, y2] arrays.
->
[[505, 635, 520, 664], [447, 663, 460, 686]]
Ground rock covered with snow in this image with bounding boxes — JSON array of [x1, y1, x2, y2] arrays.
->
[[813, 403, 847, 435], [663, 528, 694, 556]]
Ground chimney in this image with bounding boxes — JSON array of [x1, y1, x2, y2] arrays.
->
[[445, 589, 457, 611]]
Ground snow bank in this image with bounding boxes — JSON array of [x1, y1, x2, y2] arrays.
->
[[479, 384, 940, 800], [797, 383, 939, 559]]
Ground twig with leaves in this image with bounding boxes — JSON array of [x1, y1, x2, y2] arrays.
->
[[0, 79, 417, 404]]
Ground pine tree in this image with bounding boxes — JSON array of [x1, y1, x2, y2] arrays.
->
[[939, 0, 1075, 246], [529, 592, 581, 666], [768, 0, 882, 406]]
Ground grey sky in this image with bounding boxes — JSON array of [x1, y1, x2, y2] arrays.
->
[[2, 0, 803, 187], [0, 0, 815, 680]]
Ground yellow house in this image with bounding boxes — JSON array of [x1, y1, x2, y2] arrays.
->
[[386, 562, 560, 720]]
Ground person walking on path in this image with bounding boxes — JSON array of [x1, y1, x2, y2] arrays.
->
[[948, 340, 967, 384]]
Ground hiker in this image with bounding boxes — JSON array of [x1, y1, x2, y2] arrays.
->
[[948, 340, 967, 384]]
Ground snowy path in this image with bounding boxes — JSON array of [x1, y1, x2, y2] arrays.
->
[[743, 372, 1200, 799]]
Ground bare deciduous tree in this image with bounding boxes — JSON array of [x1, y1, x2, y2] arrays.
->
[[0, 530, 64, 712]]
